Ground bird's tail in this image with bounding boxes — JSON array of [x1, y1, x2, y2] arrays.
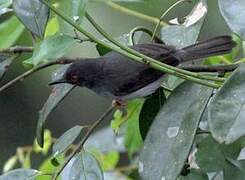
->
[[175, 36, 236, 62]]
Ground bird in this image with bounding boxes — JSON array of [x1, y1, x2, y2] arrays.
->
[[49, 36, 236, 101]]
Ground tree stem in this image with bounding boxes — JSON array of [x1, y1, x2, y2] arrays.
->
[[52, 104, 116, 180]]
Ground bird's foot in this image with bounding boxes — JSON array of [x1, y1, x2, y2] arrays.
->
[[112, 99, 127, 117], [112, 99, 126, 107]]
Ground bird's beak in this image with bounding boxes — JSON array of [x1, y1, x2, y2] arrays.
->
[[49, 78, 67, 86]]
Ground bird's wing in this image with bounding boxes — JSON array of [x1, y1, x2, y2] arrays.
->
[[100, 43, 178, 97]]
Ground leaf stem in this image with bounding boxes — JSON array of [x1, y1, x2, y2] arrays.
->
[[0, 58, 74, 93], [52, 104, 116, 180], [151, 0, 192, 41], [129, 26, 163, 45], [0, 46, 34, 54]]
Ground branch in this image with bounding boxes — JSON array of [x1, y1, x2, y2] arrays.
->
[[181, 64, 238, 72], [151, 0, 191, 41], [129, 26, 164, 45], [0, 58, 75, 93], [0, 46, 34, 54], [52, 104, 116, 180]]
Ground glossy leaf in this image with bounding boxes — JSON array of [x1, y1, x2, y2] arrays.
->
[[139, 87, 166, 140], [89, 149, 119, 171], [84, 126, 126, 153], [219, 0, 245, 40], [53, 126, 83, 156], [0, 0, 12, 9], [196, 135, 244, 172], [124, 99, 144, 156], [196, 135, 226, 172], [13, 0, 49, 37], [0, 16, 24, 49], [33, 129, 52, 155], [208, 64, 245, 144], [161, 0, 207, 48], [224, 159, 245, 180], [36, 65, 75, 147], [45, 17, 59, 37], [0, 169, 39, 180], [37, 155, 64, 180], [140, 81, 212, 180], [24, 34, 75, 67], [72, 0, 88, 24], [0, 54, 17, 80], [61, 151, 104, 180]]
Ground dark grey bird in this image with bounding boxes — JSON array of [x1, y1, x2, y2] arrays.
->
[[49, 36, 236, 101]]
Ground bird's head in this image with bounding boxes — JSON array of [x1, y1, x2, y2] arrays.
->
[[49, 60, 94, 87]]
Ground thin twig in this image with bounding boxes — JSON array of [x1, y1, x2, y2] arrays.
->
[[0, 58, 75, 93], [0, 46, 34, 54], [151, 0, 192, 41], [129, 26, 164, 45], [181, 64, 238, 72], [52, 104, 116, 180]]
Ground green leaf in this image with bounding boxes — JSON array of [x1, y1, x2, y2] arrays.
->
[[37, 156, 64, 180], [208, 64, 245, 144], [196, 135, 244, 172], [33, 129, 52, 155], [53, 126, 83, 156], [72, 0, 88, 24], [139, 87, 166, 140], [64, 151, 104, 180], [45, 17, 59, 37], [140, 81, 213, 180], [89, 149, 119, 171], [24, 34, 75, 67], [178, 169, 208, 180], [0, 0, 12, 9], [161, 0, 207, 48], [124, 99, 144, 156], [36, 65, 75, 147], [219, 0, 245, 40], [196, 135, 226, 172], [224, 160, 245, 180], [0, 0, 12, 15], [0, 54, 17, 80], [13, 0, 49, 38], [0, 169, 39, 180], [110, 109, 125, 133], [96, 43, 112, 56], [2, 155, 18, 173], [0, 16, 24, 49]]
